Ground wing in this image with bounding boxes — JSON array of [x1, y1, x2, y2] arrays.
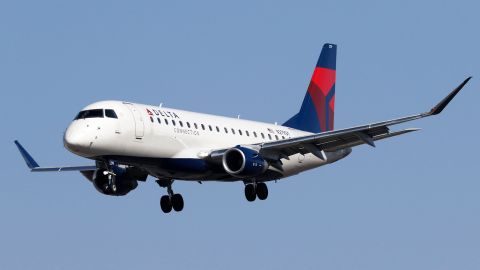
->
[[14, 140, 97, 172], [207, 77, 471, 163]]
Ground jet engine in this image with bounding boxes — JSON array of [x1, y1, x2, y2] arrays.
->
[[92, 167, 138, 196], [222, 146, 268, 178]]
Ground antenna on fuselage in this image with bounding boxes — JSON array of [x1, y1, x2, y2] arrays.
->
[[237, 115, 240, 119], [159, 103, 163, 108]]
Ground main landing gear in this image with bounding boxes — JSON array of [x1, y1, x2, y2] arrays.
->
[[156, 179, 184, 213], [244, 182, 268, 202]]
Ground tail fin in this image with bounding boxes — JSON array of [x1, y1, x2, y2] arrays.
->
[[283, 43, 337, 133]]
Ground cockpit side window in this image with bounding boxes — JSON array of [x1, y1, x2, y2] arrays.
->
[[75, 109, 104, 120], [105, 109, 118, 119]]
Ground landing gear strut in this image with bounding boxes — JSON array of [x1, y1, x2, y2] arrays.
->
[[103, 170, 117, 193], [156, 179, 184, 213], [244, 182, 269, 202], [101, 160, 118, 193]]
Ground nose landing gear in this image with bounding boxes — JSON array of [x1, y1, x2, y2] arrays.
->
[[103, 170, 117, 192], [156, 179, 184, 213]]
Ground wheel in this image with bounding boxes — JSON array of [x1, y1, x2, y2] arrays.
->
[[244, 184, 256, 202], [256, 182, 268, 200], [171, 193, 184, 212], [160, 195, 172, 213]]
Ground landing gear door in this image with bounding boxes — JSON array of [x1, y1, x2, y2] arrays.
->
[[124, 103, 144, 139]]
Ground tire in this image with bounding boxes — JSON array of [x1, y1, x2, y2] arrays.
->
[[256, 182, 268, 200], [244, 184, 256, 202], [171, 193, 184, 212], [160, 195, 172, 213]]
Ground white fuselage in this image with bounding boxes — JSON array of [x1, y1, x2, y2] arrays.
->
[[64, 100, 351, 181]]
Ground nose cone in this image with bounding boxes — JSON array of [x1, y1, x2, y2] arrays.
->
[[64, 123, 90, 154]]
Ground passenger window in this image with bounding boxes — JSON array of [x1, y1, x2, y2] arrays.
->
[[105, 109, 118, 119], [275, 135, 279, 140], [246, 130, 250, 136], [253, 131, 257, 138], [201, 124, 205, 130], [216, 126, 220, 132], [179, 121, 183, 127], [150, 117, 154, 123], [261, 133, 265, 139], [224, 127, 228, 133], [172, 120, 176, 126], [194, 123, 198, 129], [231, 128, 235, 135], [157, 118, 161, 124], [209, 125, 212, 131], [239, 130, 243, 135], [187, 122, 191, 128], [164, 119, 169, 125], [268, 134, 272, 140]]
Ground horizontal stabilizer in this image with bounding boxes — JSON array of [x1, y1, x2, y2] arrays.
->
[[14, 140, 96, 172], [31, 166, 97, 172], [14, 140, 39, 169]]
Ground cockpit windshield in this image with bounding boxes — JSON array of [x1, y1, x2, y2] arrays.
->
[[74, 109, 118, 120], [105, 109, 118, 118], [75, 109, 104, 119]]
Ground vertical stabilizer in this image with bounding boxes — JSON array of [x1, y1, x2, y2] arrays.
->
[[283, 43, 337, 133]]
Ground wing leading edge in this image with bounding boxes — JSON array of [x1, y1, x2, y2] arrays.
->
[[14, 140, 97, 172]]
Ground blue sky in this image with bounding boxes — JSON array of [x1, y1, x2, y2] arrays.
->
[[1, 0, 479, 269]]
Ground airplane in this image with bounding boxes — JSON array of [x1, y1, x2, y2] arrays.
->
[[15, 43, 472, 213]]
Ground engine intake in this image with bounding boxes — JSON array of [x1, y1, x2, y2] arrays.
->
[[222, 146, 268, 177]]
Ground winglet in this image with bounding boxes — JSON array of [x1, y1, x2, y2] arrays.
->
[[14, 140, 40, 169], [429, 77, 472, 115]]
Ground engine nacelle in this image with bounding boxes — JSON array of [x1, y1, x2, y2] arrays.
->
[[222, 146, 268, 178], [92, 168, 138, 196]]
